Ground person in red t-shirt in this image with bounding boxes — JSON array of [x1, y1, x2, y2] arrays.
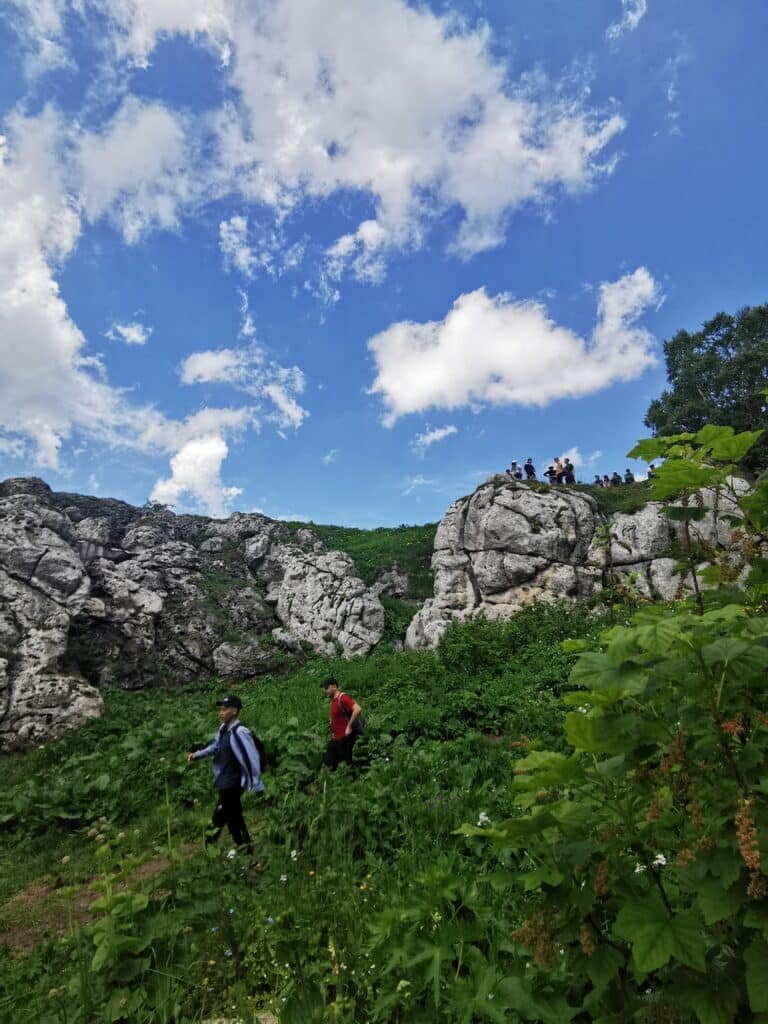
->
[[322, 677, 363, 770]]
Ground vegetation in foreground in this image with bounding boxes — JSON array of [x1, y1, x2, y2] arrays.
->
[[0, 600, 593, 1023], [0, 424, 767, 1023]]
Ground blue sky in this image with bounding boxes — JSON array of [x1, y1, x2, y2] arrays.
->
[[0, 0, 765, 526]]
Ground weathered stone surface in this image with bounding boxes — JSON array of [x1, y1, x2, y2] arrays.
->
[[0, 477, 385, 750], [407, 477, 752, 649], [272, 549, 385, 657], [371, 567, 409, 598]]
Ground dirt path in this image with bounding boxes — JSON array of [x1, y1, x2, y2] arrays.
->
[[0, 844, 197, 955]]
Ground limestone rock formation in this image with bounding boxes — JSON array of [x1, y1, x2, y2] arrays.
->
[[406, 475, 751, 648], [0, 477, 384, 751]]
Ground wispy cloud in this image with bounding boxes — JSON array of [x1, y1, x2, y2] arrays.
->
[[664, 44, 692, 136], [402, 474, 435, 495], [411, 424, 458, 456], [606, 0, 648, 41], [321, 449, 339, 465]]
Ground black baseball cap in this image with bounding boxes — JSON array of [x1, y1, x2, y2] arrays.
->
[[321, 677, 338, 689], [215, 695, 242, 709]]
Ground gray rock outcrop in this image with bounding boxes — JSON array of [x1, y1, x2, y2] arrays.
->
[[406, 476, 752, 648], [0, 477, 384, 751]]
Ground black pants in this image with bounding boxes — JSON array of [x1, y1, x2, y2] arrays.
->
[[325, 734, 357, 771], [206, 787, 252, 851]]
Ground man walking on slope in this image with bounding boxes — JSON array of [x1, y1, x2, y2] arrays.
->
[[187, 695, 263, 855], [323, 677, 363, 771]]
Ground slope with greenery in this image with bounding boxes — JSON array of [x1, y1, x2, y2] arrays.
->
[[0, 602, 601, 1023], [286, 522, 437, 601], [1, 425, 766, 1023]]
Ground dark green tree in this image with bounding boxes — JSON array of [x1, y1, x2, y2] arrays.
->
[[645, 304, 768, 470]]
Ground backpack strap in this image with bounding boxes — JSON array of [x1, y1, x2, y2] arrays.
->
[[228, 720, 254, 791]]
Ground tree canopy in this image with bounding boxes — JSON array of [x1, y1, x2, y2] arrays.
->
[[645, 304, 768, 470]]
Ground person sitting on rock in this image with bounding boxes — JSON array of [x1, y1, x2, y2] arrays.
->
[[611, 472, 622, 487], [554, 457, 565, 484], [624, 468, 635, 484], [563, 459, 576, 485], [593, 474, 603, 487], [524, 458, 536, 480], [544, 465, 557, 484], [647, 464, 656, 480], [603, 474, 611, 487], [509, 461, 523, 480]]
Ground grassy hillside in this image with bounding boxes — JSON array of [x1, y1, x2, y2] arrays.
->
[[0, 604, 602, 1023], [287, 522, 437, 601]]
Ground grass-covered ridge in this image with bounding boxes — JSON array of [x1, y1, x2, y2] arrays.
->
[[286, 521, 437, 601], [0, 604, 602, 1023]]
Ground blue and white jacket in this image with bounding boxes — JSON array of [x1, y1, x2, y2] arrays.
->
[[195, 721, 264, 794]]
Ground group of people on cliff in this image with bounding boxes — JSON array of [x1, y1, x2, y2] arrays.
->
[[186, 679, 363, 858], [508, 458, 655, 487]]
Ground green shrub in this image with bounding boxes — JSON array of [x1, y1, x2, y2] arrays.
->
[[459, 425, 768, 1023]]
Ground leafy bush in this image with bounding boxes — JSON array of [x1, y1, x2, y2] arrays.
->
[[459, 425, 768, 1023]]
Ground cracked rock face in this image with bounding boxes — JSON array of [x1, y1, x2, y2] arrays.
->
[[406, 476, 752, 649], [0, 477, 384, 751]]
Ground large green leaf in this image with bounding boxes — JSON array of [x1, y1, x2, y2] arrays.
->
[[746, 938, 768, 1012], [614, 899, 706, 973], [565, 712, 627, 754], [695, 878, 743, 925], [634, 616, 686, 656], [701, 637, 768, 675], [570, 650, 648, 695], [675, 974, 740, 1024], [627, 438, 670, 461], [709, 429, 764, 463], [749, 937, 768, 1011], [649, 461, 720, 500]]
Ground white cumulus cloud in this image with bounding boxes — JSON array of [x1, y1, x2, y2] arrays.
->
[[368, 268, 661, 425], [6, 0, 626, 276], [106, 320, 152, 345], [150, 434, 243, 517], [211, 0, 625, 273], [76, 97, 193, 243]]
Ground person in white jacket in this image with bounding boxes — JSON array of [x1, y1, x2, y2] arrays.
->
[[187, 695, 263, 855]]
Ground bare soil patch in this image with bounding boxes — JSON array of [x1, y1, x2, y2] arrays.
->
[[0, 843, 197, 955]]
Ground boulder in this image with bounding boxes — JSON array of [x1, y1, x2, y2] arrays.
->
[[0, 478, 385, 750], [407, 478, 752, 649]]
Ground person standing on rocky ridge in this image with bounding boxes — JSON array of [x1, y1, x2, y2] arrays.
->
[[563, 459, 576, 485], [187, 695, 263, 856], [524, 458, 536, 480], [322, 677, 364, 771]]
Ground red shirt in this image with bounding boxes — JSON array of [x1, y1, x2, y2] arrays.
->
[[329, 692, 356, 740]]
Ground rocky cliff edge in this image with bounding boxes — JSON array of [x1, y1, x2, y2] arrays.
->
[[0, 478, 384, 751], [406, 475, 750, 649]]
